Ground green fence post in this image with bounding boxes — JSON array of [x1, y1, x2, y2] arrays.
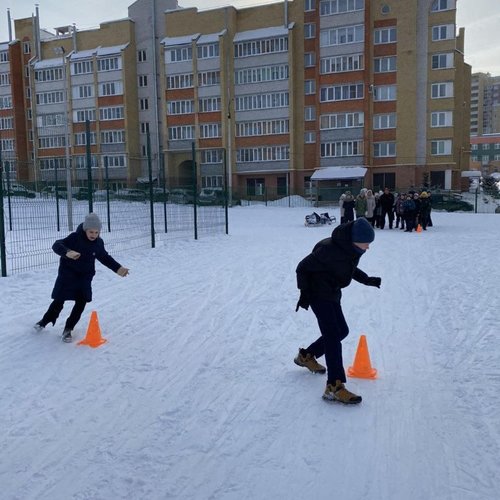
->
[[160, 152, 167, 233], [223, 148, 229, 235], [0, 163, 7, 277], [475, 187, 478, 213], [104, 156, 111, 232], [5, 160, 12, 231], [192, 142, 198, 240], [85, 119, 93, 213], [54, 163, 60, 231], [147, 131, 155, 248]]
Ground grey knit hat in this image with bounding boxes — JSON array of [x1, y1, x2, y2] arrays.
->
[[83, 213, 102, 231]]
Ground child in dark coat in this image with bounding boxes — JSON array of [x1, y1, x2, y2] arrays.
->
[[35, 213, 129, 342], [294, 218, 381, 404]]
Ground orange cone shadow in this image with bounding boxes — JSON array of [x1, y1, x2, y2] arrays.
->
[[347, 334, 377, 379], [77, 311, 107, 348], [416, 224, 423, 233]]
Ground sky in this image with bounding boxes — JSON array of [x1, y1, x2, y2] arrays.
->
[[1, 0, 499, 75]]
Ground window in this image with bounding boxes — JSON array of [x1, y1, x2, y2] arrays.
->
[[72, 60, 93, 75], [431, 139, 452, 155], [202, 175, 223, 187], [38, 136, 66, 149], [36, 91, 64, 105], [374, 27, 396, 44], [199, 97, 221, 113], [168, 125, 195, 140], [72, 84, 94, 99], [105, 155, 126, 168], [320, 24, 364, 47], [23, 42, 31, 54], [235, 92, 289, 111], [431, 111, 453, 127], [320, 54, 364, 74], [374, 56, 396, 73], [200, 123, 222, 138], [495, 154, 500, 161], [432, 24, 455, 41], [373, 142, 396, 157], [0, 96, 12, 109], [373, 172, 395, 190], [37, 113, 64, 127], [373, 113, 396, 129], [236, 119, 289, 137], [97, 57, 120, 72], [167, 73, 194, 89], [73, 109, 96, 123], [320, 112, 364, 129], [471, 144, 478, 150], [305, 0, 316, 11], [431, 0, 453, 12], [101, 130, 125, 144], [481, 144, 489, 150], [320, 141, 363, 157], [201, 150, 223, 164], [373, 85, 396, 101], [138, 49, 147, 62], [432, 53, 453, 69], [99, 106, 124, 121], [167, 46, 192, 63], [140, 98, 149, 110], [237, 146, 290, 162], [304, 23, 316, 39], [35, 68, 63, 82], [305, 106, 316, 121], [320, 0, 364, 16], [99, 81, 123, 96], [74, 132, 97, 146], [495, 143, 500, 150], [320, 83, 364, 102], [234, 37, 288, 58], [305, 53, 315, 67], [0, 51, 8, 63], [431, 82, 453, 98], [198, 71, 220, 87], [234, 65, 289, 84], [140, 122, 149, 134], [0, 116, 14, 130], [305, 131, 316, 143], [197, 43, 219, 59], [139, 75, 148, 87], [167, 100, 194, 115], [305, 80, 316, 95]]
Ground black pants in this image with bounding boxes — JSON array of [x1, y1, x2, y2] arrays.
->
[[307, 299, 349, 383], [41, 297, 87, 330], [380, 209, 394, 229]]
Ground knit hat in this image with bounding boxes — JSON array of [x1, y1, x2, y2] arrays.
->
[[83, 213, 102, 231], [351, 217, 375, 243]]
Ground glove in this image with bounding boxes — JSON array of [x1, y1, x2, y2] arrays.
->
[[66, 250, 81, 260], [295, 291, 310, 312], [117, 267, 129, 277], [366, 277, 381, 288]]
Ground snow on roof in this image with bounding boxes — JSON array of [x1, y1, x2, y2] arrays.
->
[[311, 166, 367, 181], [161, 34, 200, 46], [97, 44, 129, 57], [461, 170, 482, 178], [70, 48, 96, 60], [233, 24, 292, 42], [0, 43, 9, 51], [197, 30, 226, 45], [33, 57, 64, 69]]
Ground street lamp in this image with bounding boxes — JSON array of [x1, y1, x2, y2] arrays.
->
[[53, 46, 73, 230]]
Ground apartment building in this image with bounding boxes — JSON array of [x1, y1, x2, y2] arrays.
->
[[471, 72, 500, 136], [2, 0, 471, 192]]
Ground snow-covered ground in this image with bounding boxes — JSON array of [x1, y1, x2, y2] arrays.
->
[[1, 206, 499, 500]]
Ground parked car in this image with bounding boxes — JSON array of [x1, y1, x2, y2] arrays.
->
[[74, 187, 95, 201], [115, 188, 147, 202], [169, 188, 194, 204], [4, 183, 36, 198], [149, 187, 170, 202], [198, 187, 225, 205], [93, 189, 116, 201]]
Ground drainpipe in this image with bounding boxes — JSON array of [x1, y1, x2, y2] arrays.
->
[[7, 9, 12, 41]]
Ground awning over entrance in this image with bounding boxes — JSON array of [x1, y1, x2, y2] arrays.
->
[[310, 166, 367, 181]]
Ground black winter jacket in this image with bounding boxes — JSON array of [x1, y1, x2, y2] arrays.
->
[[296, 221, 370, 303], [51, 224, 121, 302]]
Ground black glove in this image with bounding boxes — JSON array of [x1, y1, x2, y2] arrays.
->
[[366, 277, 381, 288], [295, 291, 310, 312]]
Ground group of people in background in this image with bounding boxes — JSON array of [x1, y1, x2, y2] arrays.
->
[[339, 187, 433, 233]]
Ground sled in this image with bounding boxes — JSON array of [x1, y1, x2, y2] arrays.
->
[[304, 212, 336, 227]]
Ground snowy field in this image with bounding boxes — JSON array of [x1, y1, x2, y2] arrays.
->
[[1, 206, 499, 500]]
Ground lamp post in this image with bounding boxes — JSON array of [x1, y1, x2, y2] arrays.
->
[[54, 46, 73, 231]]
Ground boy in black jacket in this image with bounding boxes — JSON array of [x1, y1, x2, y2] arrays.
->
[[294, 218, 381, 404], [35, 213, 129, 342]]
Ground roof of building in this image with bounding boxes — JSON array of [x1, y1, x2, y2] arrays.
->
[[233, 24, 293, 42], [311, 166, 368, 181], [161, 34, 200, 46]]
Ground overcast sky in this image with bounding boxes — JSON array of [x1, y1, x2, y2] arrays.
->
[[1, 0, 499, 74]]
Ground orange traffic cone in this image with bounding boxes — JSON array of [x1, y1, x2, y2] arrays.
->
[[416, 224, 422, 233], [77, 311, 107, 348], [347, 335, 377, 379]]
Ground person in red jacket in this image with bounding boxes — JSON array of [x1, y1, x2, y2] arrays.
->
[[294, 218, 381, 404], [35, 213, 129, 343]]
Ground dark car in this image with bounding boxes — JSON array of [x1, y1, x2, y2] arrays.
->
[[169, 188, 194, 204], [115, 188, 147, 202], [5, 184, 36, 198], [198, 187, 225, 205]]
